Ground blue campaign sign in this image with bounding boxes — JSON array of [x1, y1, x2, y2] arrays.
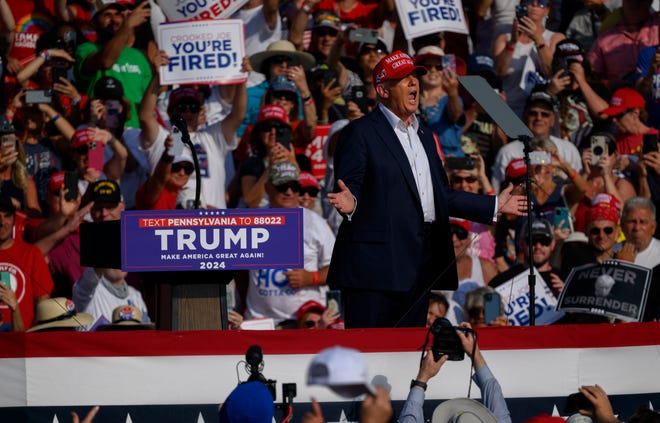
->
[[121, 208, 303, 272]]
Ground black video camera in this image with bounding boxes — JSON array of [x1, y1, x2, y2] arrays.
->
[[244, 345, 277, 400], [430, 317, 472, 361]]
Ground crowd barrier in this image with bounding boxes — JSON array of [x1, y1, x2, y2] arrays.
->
[[1, 322, 659, 422]]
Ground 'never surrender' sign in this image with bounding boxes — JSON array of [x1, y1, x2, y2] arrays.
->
[[158, 19, 247, 85], [121, 209, 303, 272], [395, 0, 468, 40]]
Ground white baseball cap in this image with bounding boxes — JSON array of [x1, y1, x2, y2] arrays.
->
[[307, 346, 376, 398]]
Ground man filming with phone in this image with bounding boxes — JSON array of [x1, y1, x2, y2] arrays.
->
[[400, 321, 512, 423]]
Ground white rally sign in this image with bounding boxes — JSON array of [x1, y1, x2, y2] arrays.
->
[[395, 0, 468, 40], [159, 0, 249, 22], [158, 19, 247, 85]]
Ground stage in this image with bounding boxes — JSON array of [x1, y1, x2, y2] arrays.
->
[[1, 322, 659, 422]]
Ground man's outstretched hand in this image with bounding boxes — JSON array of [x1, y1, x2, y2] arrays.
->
[[328, 179, 355, 215], [497, 183, 528, 217]]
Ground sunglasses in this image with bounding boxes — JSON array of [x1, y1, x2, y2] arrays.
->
[[589, 226, 615, 236], [275, 181, 301, 193], [270, 55, 293, 65], [172, 162, 194, 175], [528, 110, 552, 118], [509, 177, 526, 186], [422, 63, 443, 71], [360, 46, 386, 56], [74, 142, 96, 155], [300, 187, 319, 197], [316, 27, 338, 37], [304, 319, 320, 328], [613, 109, 631, 120], [531, 236, 552, 246], [260, 122, 283, 132], [452, 175, 478, 184], [450, 225, 469, 240], [175, 102, 200, 113], [468, 307, 483, 318], [272, 91, 297, 102], [522, 0, 549, 7]]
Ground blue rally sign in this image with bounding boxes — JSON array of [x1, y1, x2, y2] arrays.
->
[[121, 209, 303, 272]]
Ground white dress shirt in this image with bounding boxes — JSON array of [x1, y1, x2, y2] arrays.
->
[[379, 103, 436, 222]]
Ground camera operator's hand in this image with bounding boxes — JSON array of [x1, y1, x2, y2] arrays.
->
[[578, 385, 621, 423], [301, 398, 324, 423], [416, 349, 447, 383], [360, 386, 393, 423], [71, 406, 99, 423], [457, 323, 487, 369]]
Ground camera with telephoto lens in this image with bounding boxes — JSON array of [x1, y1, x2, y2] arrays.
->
[[430, 317, 472, 361]]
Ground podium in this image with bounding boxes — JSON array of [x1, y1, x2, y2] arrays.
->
[[80, 209, 303, 330]]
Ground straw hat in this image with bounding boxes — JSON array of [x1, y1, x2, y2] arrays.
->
[[28, 298, 93, 332], [431, 398, 498, 423], [250, 40, 316, 74], [96, 305, 155, 331]]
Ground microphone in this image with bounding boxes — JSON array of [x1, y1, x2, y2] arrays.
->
[[170, 113, 201, 209], [246, 345, 266, 383], [246, 344, 263, 368], [170, 114, 192, 146]]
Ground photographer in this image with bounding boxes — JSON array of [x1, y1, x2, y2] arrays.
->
[[400, 322, 511, 423]]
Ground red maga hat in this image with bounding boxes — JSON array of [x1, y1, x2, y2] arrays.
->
[[372, 50, 426, 87]]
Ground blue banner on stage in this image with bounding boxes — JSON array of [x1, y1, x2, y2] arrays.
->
[[121, 209, 303, 272]]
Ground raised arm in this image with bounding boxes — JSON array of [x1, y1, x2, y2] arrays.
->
[[139, 49, 169, 149], [81, 2, 150, 73], [289, 0, 321, 51], [263, 0, 280, 30], [493, 28, 515, 78], [54, 0, 74, 22], [220, 57, 251, 143], [17, 48, 74, 86], [94, 128, 128, 182], [138, 136, 174, 209]]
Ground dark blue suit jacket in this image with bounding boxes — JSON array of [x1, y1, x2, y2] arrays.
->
[[327, 107, 496, 292]]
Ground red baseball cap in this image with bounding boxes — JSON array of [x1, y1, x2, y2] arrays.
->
[[48, 171, 66, 193], [505, 158, 527, 180], [257, 104, 289, 125], [296, 300, 326, 321], [71, 128, 95, 149], [299, 171, 320, 189], [600, 87, 645, 118], [168, 86, 200, 108], [372, 50, 427, 87], [586, 193, 621, 224], [449, 217, 470, 233]]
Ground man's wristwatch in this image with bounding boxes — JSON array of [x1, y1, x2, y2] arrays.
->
[[410, 379, 427, 391]]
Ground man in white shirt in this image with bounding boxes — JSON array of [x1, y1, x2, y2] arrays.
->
[[491, 91, 582, 192], [244, 162, 335, 325], [619, 197, 660, 320]]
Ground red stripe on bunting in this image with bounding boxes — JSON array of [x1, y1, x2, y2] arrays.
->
[[1, 322, 658, 359]]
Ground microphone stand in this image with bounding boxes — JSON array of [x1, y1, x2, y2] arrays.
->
[[171, 114, 201, 209], [520, 134, 536, 326], [170, 114, 229, 330]]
